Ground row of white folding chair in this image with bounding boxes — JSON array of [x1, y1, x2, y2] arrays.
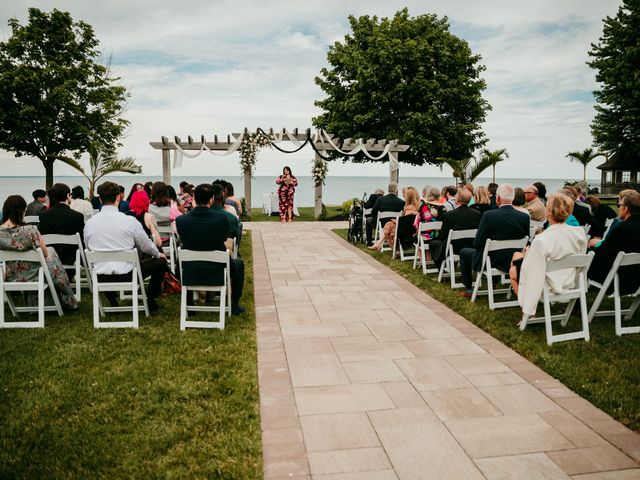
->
[[412, 221, 443, 274], [0, 248, 63, 328], [178, 248, 231, 330], [374, 211, 401, 253], [588, 251, 640, 336], [519, 252, 594, 345], [437, 229, 478, 289], [23, 215, 40, 225], [156, 224, 178, 273], [471, 237, 529, 310], [42, 233, 92, 301]]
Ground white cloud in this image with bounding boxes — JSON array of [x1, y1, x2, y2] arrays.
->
[[0, 0, 623, 181]]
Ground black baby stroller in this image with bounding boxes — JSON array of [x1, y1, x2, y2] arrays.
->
[[347, 198, 365, 244]]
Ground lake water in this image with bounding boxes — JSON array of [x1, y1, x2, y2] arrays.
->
[[0, 175, 599, 208]]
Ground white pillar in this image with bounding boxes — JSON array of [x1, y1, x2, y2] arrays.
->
[[389, 151, 399, 184], [314, 152, 326, 219], [243, 168, 252, 216], [162, 149, 171, 185]]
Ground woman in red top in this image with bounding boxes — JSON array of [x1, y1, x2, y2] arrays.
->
[[276, 166, 298, 223]]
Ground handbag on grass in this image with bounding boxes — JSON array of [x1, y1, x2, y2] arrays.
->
[[161, 271, 181, 296]]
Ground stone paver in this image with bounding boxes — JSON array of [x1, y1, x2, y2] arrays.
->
[[250, 223, 640, 479]]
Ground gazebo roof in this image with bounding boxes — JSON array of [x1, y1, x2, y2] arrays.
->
[[597, 147, 638, 170]]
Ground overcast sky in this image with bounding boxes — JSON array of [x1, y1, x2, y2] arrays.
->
[[0, 0, 622, 181]]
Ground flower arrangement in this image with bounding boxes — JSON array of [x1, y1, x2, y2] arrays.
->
[[312, 158, 329, 186], [239, 131, 274, 174]]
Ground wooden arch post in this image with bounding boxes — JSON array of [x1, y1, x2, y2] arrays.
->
[[314, 150, 327, 219]]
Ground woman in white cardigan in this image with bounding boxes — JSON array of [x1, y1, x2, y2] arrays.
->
[[510, 193, 587, 317]]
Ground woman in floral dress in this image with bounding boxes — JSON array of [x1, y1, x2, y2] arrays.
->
[[276, 166, 298, 222], [0, 195, 78, 309]]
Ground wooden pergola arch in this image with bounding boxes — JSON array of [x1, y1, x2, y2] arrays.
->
[[149, 128, 409, 217]]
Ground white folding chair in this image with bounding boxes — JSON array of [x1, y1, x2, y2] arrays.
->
[[471, 237, 529, 309], [392, 214, 419, 261], [374, 211, 401, 253], [413, 221, 443, 274], [84, 249, 149, 328], [156, 224, 177, 273], [529, 225, 538, 242], [178, 248, 231, 330], [363, 208, 372, 239], [531, 220, 546, 231], [519, 252, 594, 345], [582, 224, 591, 236], [587, 251, 640, 336], [42, 233, 92, 301], [23, 215, 40, 225], [602, 218, 615, 238], [0, 248, 63, 328], [437, 229, 478, 289]]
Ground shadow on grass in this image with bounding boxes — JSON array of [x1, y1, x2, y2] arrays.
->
[[0, 234, 262, 478], [334, 228, 640, 432]]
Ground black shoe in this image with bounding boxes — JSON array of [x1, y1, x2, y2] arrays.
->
[[231, 304, 246, 316], [63, 303, 79, 312], [148, 301, 162, 314]]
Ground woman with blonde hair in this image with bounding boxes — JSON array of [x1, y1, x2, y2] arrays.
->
[[369, 187, 420, 251], [471, 186, 491, 214], [509, 193, 586, 317]]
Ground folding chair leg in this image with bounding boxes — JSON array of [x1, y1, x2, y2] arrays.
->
[[180, 287, 187, 331], [543, 291, 554, 346], [92, 273, 100, 328], [471, 272, 482, 302], [587, 285, 607, 323], [579, 292, 590, 342], [132, 275, 139, 329], [624, 295, 640, 321], [220, 286, 226, 328], [560, 298, 577, 326]]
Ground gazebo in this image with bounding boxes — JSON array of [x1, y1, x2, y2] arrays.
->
[[597, 148, 639, 194], [149, 128, 409, 217]]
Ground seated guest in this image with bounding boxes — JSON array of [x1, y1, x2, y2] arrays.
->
[[166, 185, 184, 219], [510, 193, 587, 317], [370, 182, 405, 239], [364, 188, 384, 246], [143, 181, 153, 198], [177, 184, 246, 315], [558, 188, 599, 235], [533, 182, 547, 205], [126, 190, 162, 249], [222, 180, 242, 216], [414, 186, 442, 240], [84, 181, 168, 313], [512, 187, 530, 216], [149, 181, 173, 226], [588, 191, 640, 293], [430, 188, 482, 271], [442, 186, 458, 212], [26, 189, 48, 216], [488, 182, 498, 209], [369, 187, 420, 251], [584, 195, 617, 238], [0, 195, 77, 309], [459, 183, 530, 297], [471, 186, 491, 215], [38, 183, 85, 270], [588, 189, 638, 247], [117, 186, 130, 213], [90, 194, 102, 211], [70, 186, 94, 221], [179, 184, 195, 213], [524, 184, 545, 221], [126, 183, 145, 203], [212, 181, 240, 240], [463, 184, 475, 205]]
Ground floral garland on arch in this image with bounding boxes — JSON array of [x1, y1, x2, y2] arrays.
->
[[239, 131, 274, 174], [312, 158, 329, 186]]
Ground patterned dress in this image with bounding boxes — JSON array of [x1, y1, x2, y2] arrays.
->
[[276, 175, 298, 220], [0, 225, 77, 307]]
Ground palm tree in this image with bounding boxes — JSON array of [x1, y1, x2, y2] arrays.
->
[[438, 156, 496, 185], [480, 148, 509, 183], [565, 148, 603, 183], [68, 143, 142, 197]]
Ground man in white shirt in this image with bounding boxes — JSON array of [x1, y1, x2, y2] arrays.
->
[[84, 181, 168, 312]]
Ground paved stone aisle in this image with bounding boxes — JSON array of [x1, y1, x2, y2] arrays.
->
[[249, 222, 640, 480]]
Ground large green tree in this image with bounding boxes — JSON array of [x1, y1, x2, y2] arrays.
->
[[313, 8, 490, 166], [0, 8, 129, 189], [588, 0, 640, 159]]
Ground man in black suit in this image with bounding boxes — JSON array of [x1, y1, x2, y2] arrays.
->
[[588, 192, 640, 293], [370, 182, 405, 245], [458, 184, 530, 296], [38, 183, 85, 270], [429, 189, 481, 270], [364, 188, 384, 246], [176, 184, 245, 315]]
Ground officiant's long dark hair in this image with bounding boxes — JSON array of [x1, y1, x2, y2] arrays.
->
[[282, 166, 293, 176]]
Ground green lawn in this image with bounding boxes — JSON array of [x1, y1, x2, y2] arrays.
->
[[334, 229, 640, 432], [244, 206, 347, 222], [0, 234, 262, 479]]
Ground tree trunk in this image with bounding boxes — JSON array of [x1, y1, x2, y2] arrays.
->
[[492, 165, 496, 183], [43, 159, 55, 191], [583, 164, 587, 183]]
